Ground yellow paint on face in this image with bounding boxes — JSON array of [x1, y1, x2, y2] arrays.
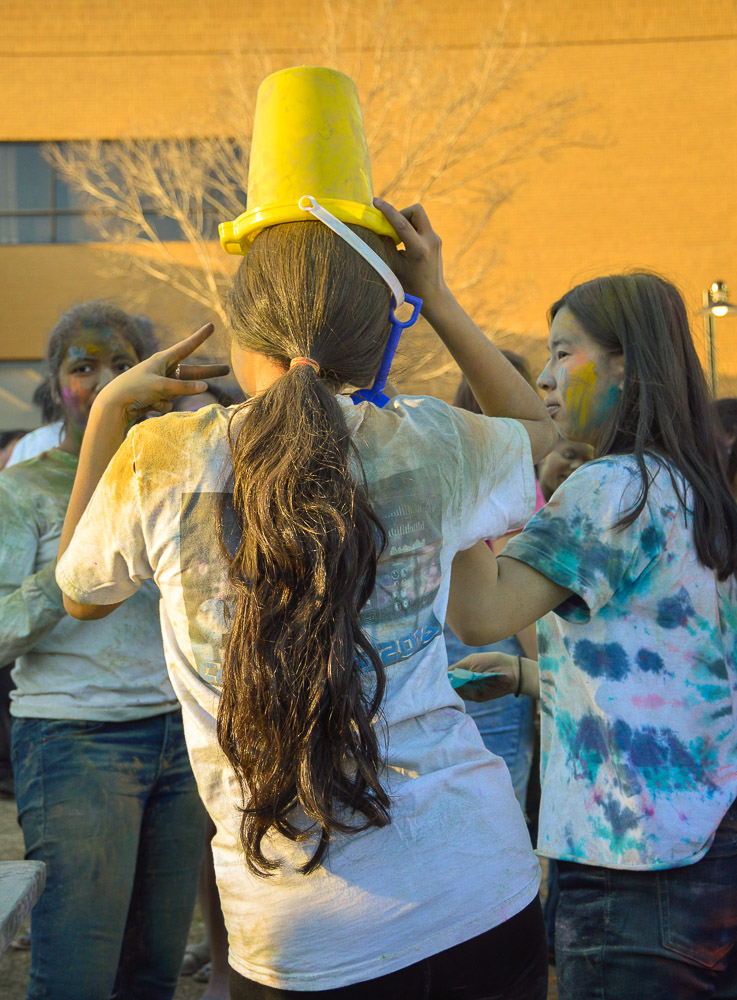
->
[[564, 359, 599, 433]]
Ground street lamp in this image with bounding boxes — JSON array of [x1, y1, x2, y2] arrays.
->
[[698, 281, 737, 397]]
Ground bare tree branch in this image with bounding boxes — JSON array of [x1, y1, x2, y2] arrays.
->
[[44, 0, 600, 389]]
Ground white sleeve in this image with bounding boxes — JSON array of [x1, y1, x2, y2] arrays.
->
[[7, 422, 64, 467], [446, 410, 536, 550], [56, 431, 153, 605]]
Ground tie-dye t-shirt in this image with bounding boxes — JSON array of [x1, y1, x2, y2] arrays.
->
[[56, 394, 541, 991], [504, 454, 737, 870]]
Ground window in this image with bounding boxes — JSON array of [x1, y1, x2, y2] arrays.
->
[[0, 361, 47, 431], [0, 142, 246, 245], [0, 143, 91, 244]]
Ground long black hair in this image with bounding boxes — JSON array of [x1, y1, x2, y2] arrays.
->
[[714, 398, 737, 488], [550, 273, 737, 579], [217, 221, 397, 877]]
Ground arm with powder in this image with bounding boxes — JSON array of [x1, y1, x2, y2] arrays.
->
[[0, 477, 67, 660]]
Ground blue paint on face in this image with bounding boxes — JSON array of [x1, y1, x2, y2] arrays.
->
[[636, 648, 666, 673], [656, 586, 696, 629], [573, 639, 630, 680]]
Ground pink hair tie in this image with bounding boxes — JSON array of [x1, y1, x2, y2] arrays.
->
[[289, 357, 320, 374]]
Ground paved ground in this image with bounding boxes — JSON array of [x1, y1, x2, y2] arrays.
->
[[0, 793, 558, 998]]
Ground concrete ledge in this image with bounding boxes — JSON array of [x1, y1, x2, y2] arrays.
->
[[0, 861, 46, 957]]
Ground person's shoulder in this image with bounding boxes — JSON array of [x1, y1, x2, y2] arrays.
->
[[0, 450, 72, 516], [575, 453, 683, 502], [347, 393, 452, 435], [126, 404, 234, 494], [131, 403, 232, 452], [374, 393, 452, 418], [7, 422, 64, 465], [376, 394, 510, 435], [559, 454, 639, 491]]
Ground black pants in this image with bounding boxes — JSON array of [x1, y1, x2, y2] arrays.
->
[[229, 897, 548, 1000]]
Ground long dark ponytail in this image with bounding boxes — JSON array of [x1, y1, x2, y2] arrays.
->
[[217, 221, 396, 876], [550, 273, 737, 580]]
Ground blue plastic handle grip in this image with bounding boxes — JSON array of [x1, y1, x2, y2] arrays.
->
[[351, 293, 423, 407]]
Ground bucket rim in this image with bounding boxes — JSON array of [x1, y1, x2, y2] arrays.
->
[[219, 198, 400, 255]]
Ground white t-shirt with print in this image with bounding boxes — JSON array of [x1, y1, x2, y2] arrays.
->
[[504, 455, 737, 870], [57, 394, 540, 991]]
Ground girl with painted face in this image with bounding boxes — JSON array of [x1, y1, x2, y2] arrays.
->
[[447, 273, 737, 1000], [54, 203, 558, 999], [0, 301, 219, 1000]]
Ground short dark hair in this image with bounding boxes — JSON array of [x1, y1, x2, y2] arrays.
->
[[0, 429, 28, 451], [32, 378, 62, 424], [45, 301, 157, 399]]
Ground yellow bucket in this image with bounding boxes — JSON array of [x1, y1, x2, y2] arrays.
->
[[219, 66, 398, 254]]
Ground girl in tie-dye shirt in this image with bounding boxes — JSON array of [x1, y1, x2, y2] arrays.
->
[[448, 273, 737, 1000]]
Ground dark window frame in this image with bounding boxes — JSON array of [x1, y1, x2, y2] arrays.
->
[[0, 142, 242, 245], [0, 142, 87, 243]]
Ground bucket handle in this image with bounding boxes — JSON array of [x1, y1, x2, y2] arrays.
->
[[351, 294, 423, 408], [298, 195, 405, 307], [297, 195, 422, 408]]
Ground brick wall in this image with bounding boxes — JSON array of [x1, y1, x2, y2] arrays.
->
[[1, 0, 736, 394]]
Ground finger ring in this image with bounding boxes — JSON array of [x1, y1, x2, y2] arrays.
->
[[174, 364, 181, 380]]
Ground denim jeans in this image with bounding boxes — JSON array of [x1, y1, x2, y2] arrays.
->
[[13, 712, 208, 1000], [555, 799, 737, 999], [444, 627, 535, 808]]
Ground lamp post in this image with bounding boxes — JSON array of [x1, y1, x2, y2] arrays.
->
[[698, 281, 737, 397]]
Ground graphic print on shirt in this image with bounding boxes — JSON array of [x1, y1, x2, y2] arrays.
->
[[179, 465, 445, 683], [362, 468, 444, 666], [179, 491, 236, 686]]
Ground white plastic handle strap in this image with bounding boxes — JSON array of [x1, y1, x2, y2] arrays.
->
[[298, 195, 405, 307]]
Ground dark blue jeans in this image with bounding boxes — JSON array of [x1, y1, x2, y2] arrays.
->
[[13, 712, 208, 1000], [555, 799, 737, 999]]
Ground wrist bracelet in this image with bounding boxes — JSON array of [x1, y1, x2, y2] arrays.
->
[[515, 655, 522, 698]]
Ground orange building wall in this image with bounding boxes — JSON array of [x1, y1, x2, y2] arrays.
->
[[1, 0, 736, 395]]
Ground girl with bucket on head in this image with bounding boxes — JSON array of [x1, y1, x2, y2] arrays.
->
[[446, 273, 737, 999], [54, 67, 557, 998]]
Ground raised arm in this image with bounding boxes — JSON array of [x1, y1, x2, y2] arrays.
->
[[58, 323, 228, 620], [446, 541, 571, 646], [374, 199, 557, 463]]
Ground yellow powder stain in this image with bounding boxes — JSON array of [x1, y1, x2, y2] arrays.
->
[[565, 360, 599, 430]]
